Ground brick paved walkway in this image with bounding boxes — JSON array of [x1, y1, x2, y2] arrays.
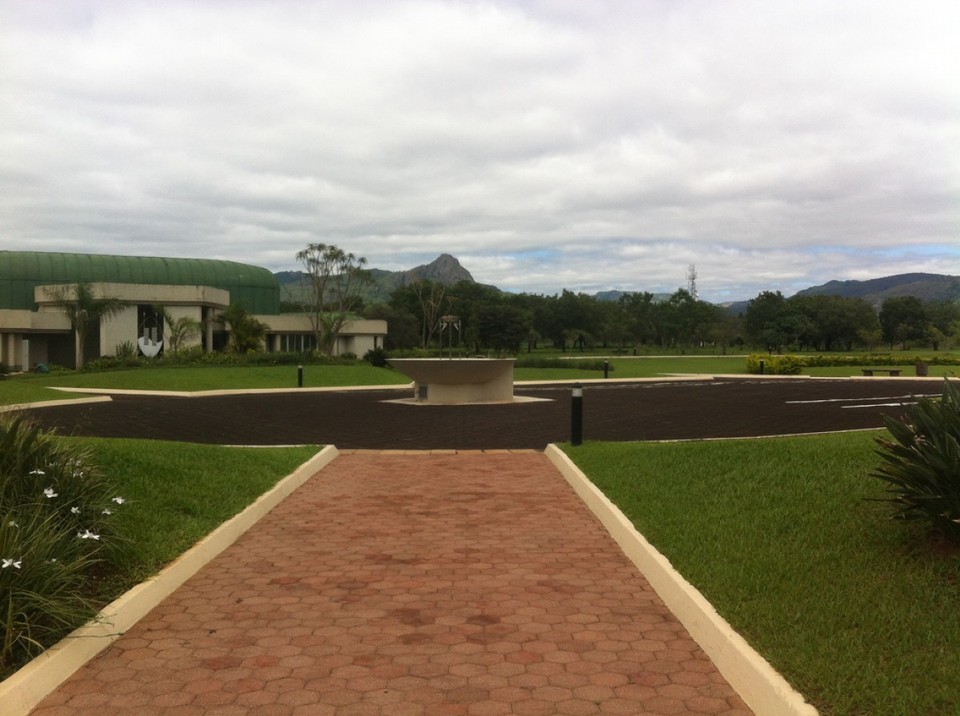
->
[[31, 451, 751, 715]]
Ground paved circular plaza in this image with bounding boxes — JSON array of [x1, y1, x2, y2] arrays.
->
[[25, 377, 942, 448]]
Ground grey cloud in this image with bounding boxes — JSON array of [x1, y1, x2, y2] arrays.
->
[[1, 0, 957, 302]]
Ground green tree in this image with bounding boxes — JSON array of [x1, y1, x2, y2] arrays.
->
[[790, 295, 878, 351], [744, 290, 803, 353], [879, 296, 928, 349], [364, 302, 420, 351], [445, 282, 504, 353], [295, 244, 370, 356], [926, 300, 960, 350], [474, 304, 527, 356], [44, 282, 126, 369], [219, 303, 267, 353], [619, 292, 658, 348]]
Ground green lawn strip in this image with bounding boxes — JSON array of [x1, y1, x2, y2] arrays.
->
[[0, 379, 97, 407], [70, 438, 319, 598], [15, 364, 408, 394], [564, 434, 960, 715]]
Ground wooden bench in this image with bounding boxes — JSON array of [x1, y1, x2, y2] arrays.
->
[[861, 368, 901, 377]]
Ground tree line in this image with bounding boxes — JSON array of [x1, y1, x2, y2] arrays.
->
[[287, 244, 960, 356], [359, 282, 960, 356]]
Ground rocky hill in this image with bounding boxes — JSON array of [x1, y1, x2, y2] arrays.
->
[[276, 253, 477, 305]]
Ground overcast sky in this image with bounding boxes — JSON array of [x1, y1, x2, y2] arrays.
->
[[2, 1, 958, 302]]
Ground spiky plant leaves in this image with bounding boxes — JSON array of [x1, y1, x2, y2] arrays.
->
[[872, 380, 960, 541], [1, 413, 125, 675]]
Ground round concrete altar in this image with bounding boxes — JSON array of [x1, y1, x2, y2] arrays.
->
[[388, 358, 515, 404]]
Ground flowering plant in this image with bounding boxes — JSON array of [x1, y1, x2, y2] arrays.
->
[[1, 413, 127, 675]]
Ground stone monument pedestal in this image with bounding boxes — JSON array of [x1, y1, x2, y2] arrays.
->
[[387, 358, 515, 404]]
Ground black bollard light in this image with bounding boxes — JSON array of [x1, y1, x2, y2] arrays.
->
[[603, 359, 609, 379], [298, 364, 304, 388], [571, 382, 583, 446], [759, 359, 765, 375]]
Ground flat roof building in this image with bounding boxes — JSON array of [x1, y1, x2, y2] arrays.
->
[[0, 251, 386, 371]]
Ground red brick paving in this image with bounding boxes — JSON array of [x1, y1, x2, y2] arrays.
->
[[30, 450, 752, 715]]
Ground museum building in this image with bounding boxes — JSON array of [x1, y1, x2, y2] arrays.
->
[[0, 251, 386, 371]]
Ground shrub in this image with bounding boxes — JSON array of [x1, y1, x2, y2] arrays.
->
[[746, 354, 804, 375], [363, 347, 389, 368], [114, 341, 138, 359], [871, 380, 960, 542], [0, 414, 126, 674]]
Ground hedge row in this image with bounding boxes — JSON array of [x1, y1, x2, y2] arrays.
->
[[746, 353, 960, 375]]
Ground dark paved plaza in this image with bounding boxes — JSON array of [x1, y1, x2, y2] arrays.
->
[[24, 377, 940, 448]]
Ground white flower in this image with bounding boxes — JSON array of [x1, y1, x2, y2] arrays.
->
[[112, 496, 125, 505], [44, 487, 58, 499], [102, 508, 112, 516], [71, 506, 81, 515], [7, 520, 18, 528], [28, 469, 45, 476], [2, 558, 22, 569], [77, 529, 100, 541]]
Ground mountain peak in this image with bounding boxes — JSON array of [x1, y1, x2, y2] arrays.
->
[[402, 254, 475, 285]]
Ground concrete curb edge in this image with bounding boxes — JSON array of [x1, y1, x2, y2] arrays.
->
[[0, 444, 340, 716], [544, 443, 818, 716]]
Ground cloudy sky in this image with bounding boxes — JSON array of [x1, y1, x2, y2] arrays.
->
[[2, 1, 958, 302]]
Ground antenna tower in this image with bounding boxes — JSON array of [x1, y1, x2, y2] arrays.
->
[[687, 264, 698, 300]]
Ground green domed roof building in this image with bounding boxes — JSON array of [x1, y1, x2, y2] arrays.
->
[[0, 251, 384, 370]]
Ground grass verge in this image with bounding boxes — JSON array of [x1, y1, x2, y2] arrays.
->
[[71, 438, 320, 594], [564, 433, 960, 715], [0, 380, 92, 407]]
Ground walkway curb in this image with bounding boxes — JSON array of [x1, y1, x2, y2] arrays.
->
[[545, 443, 818, 716], [0, 445, 339, 716]]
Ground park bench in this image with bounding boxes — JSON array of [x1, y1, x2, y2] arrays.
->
[[861, 368, 901, 377]]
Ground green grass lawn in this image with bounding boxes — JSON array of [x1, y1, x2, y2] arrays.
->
[[0, 363, 409, 405], [0, 379, 87, 407], [72, 438, 320, 599], [564, 433, 960, 715], [2, 358, 745, 407], [3, 355, 953, 410], [23, 364, 407, 391]]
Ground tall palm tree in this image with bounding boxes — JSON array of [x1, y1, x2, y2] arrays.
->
[[45, 283, 126, 369]]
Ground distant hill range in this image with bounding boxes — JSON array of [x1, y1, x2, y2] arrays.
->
[[794, 273, 960, 306], [276, 256, 959, 310]]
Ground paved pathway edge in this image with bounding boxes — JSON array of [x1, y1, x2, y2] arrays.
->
[[0, 445, 340, 716], [544, 443, 819, 716]]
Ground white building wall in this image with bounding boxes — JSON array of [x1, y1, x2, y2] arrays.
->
[[100, 307, 138, 357], [164, 305, 204, 350]]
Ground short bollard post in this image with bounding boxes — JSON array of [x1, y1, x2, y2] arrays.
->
[[759, 359, 765, 375], [297, 364, 304, 388], [603, 360, 609, 379], [571, 382, 583, 446]]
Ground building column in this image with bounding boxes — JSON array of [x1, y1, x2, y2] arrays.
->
[[4, 333, 21, 371], [205, 312, 214, 352]]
